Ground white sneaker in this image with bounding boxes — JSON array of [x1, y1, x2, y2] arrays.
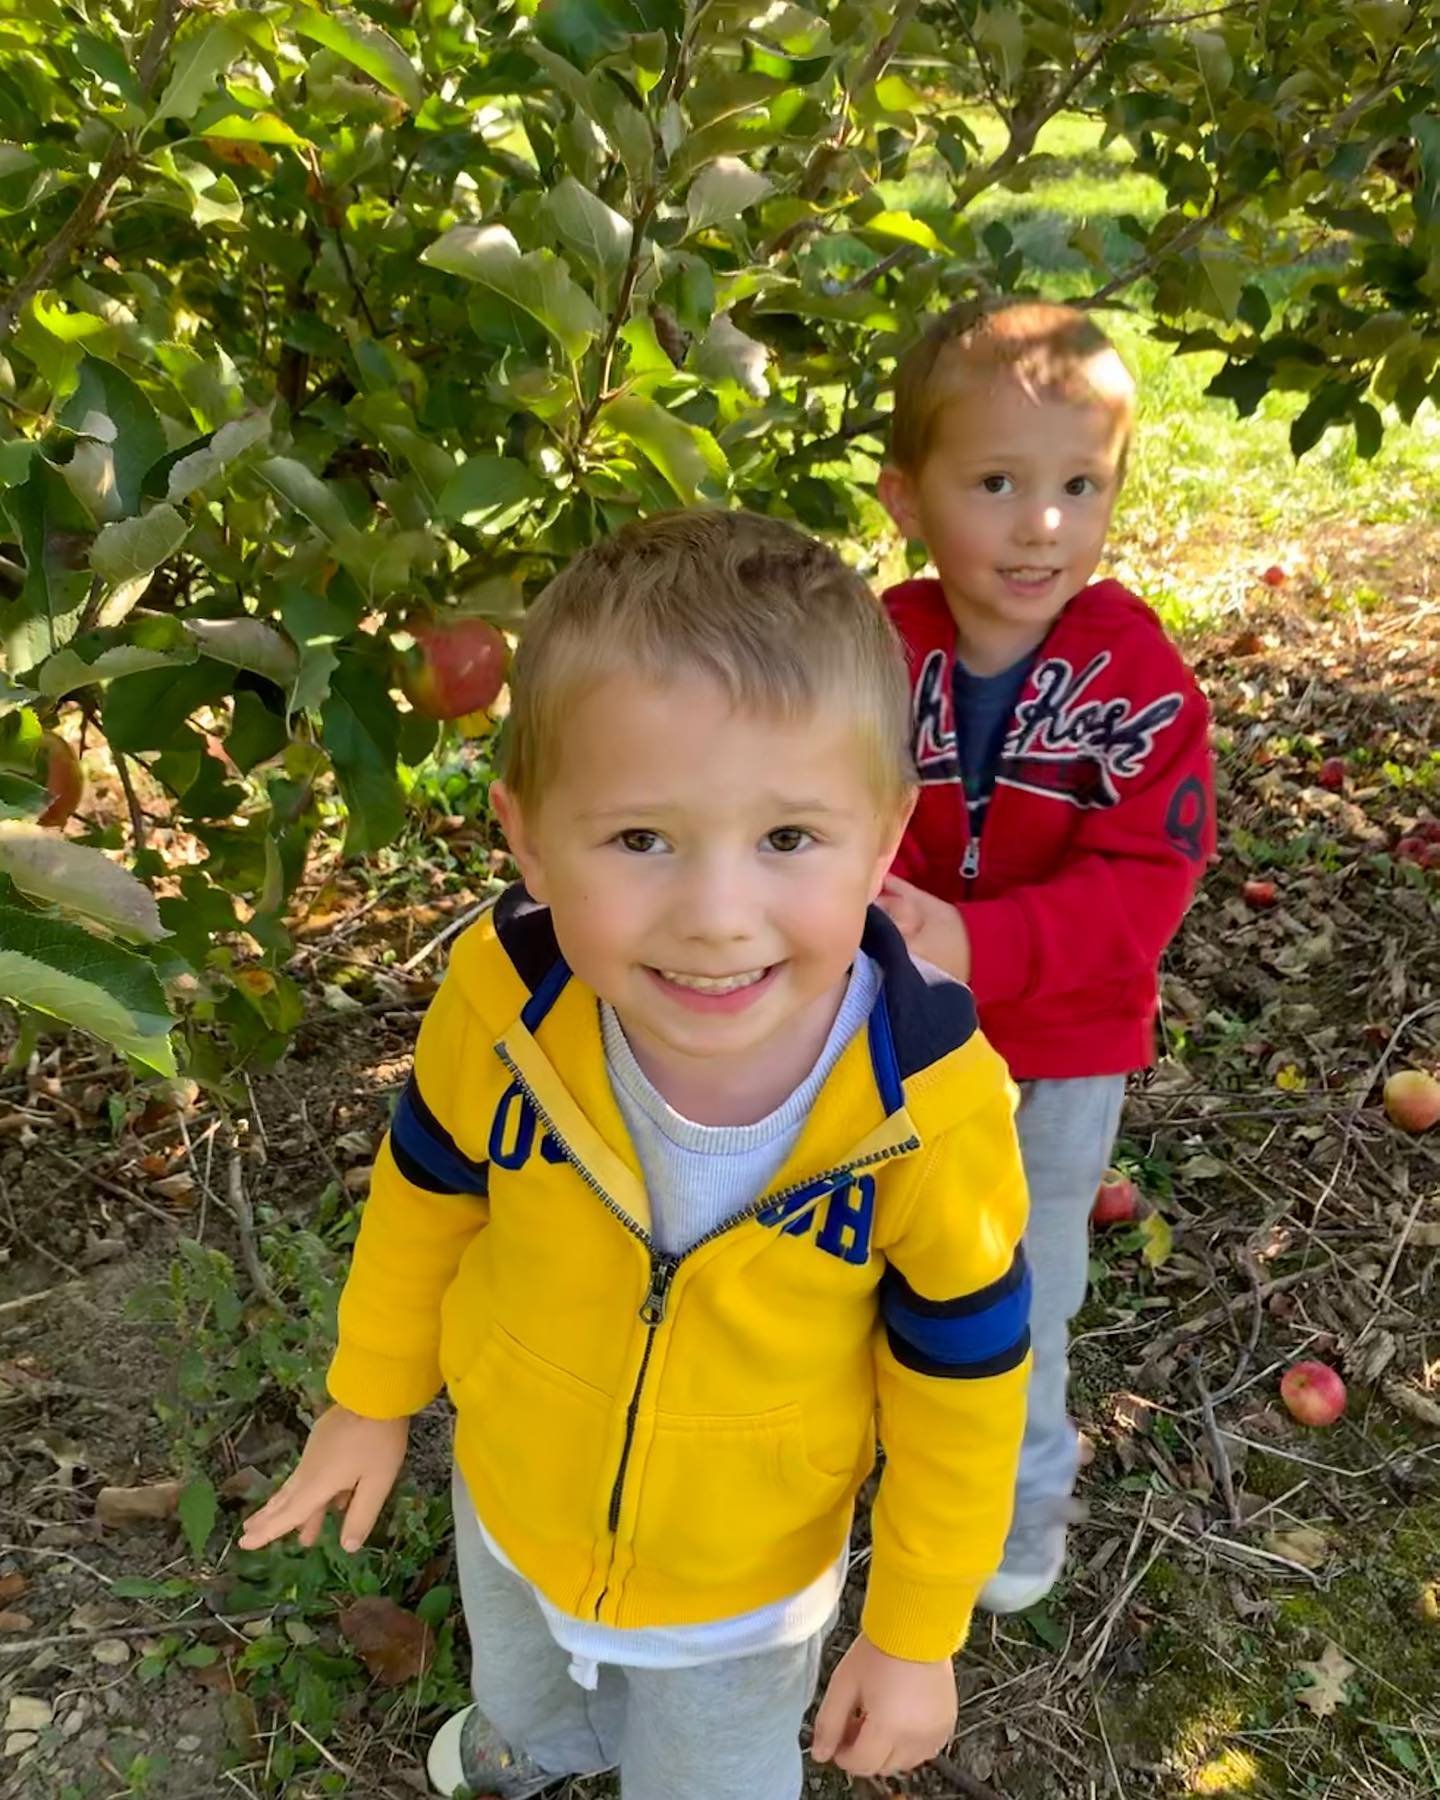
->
[[426, 1704, 558, 1799], [976, 1500, 1076, 1614]]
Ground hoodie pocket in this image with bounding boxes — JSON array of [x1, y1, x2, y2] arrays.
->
[[453, 1324, 612, 1545], [632, 1404, 855, 1591]]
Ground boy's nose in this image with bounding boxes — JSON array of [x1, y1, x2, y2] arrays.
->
[[1019, 503, 1063, 544], [678, 862, 757, 946]]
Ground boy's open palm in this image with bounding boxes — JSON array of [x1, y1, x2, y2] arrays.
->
[[810, 1634, 957, 1778], [239, 1404, 408, 1554]]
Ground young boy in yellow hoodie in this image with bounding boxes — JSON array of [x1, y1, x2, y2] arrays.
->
[[241, 510, 1031, 1800]]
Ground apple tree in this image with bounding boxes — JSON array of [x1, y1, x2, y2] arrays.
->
[[1, 0, 1437, 1082]]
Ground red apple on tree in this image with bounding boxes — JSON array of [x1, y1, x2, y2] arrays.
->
[[1383, 1069, 1440, 1134], [399, 613, 508, 721], [1280, 1360, 1346, 1427], [1316, 757, 1346, 791], [37, 732, 83, 828], [1092, 1168, 1139, 1226]]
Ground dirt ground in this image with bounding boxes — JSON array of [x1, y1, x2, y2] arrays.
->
[[1, 524, 1437, 1800]]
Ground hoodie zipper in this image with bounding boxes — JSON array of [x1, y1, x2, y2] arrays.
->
[[493, 1045, 919, 1611]]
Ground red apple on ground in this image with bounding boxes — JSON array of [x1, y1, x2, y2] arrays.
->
[[1242, 878, 1278, 908], [1280, 1360, 1346, 1427], [37, 733, 83, 828], [1394, 835, 1429, 865], [1092, 1168, 1140, 1226], [1383, 1069, 1440, 1133], [1418, 820, 1440, 844], [399, 615, 508, 721], [1422, 843, 1440, 871], [1261, 565, 1286, 587], [1316, 757, 1346, 791]]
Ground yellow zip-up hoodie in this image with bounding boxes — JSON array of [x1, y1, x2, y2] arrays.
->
[[329, 884, 1030, 1662]]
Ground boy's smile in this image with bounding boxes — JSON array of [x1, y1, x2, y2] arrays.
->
[[493, 669, 911, 1126], [881, 380, 1126, 674]]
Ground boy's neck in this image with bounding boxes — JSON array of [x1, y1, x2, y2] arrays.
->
[[948, 612, 1051, 677], [612, 974, 851, 1128]]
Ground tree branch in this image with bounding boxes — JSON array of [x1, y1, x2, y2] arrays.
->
[[0, 0, 186, 343]]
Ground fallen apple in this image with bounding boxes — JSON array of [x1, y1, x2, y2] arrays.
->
[[1394, 835, 1429, 866], [1383, 1069, 1440, 1134], [1092, 1168, 1139, 1226], [1280, 1360, 1346, 1427], [1242, 878, 1278, 908], [1316, 757, 1346, 792], [399, 615, 508, 722], [1418, 820, 1440, 844], [1261, 565, 1286, 587], [1422, 843, 1440, 872], [37, 733, 83, 828]]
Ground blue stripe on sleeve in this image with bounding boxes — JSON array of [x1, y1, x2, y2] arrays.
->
[[390, 1077, 489, 1196], [882, 1251, 1031, 1378]]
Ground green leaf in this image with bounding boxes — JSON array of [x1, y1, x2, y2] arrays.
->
[[58, 355, 166, 516], [535, 0, 682, 69], [35, 644, 193, 698], [102, 658, 233, 753], [90, 504, 189, 586], [184, 617, 299, 688], [544, 176, 632, 295], [166, 407, 273, 501], [861, 209, 944, 252], [436, 457, 548, 531], [227, 691, 288, 773], [152, 18, 248, 124], [1206, 358, 1271, 418], [0, 772, 46, 820], [178, 1472, 218, 1561], [1290, 381, 1354, 457], [288, 6, 423, 110], [256, 456, 354, 540], [0, 823, 167, 942], [420, 225, 602, 362], [686, 157, 773, 234], [201, 111, 313, 148], [1192, 31, 1234, 102], [0, 901, 175, 1074], [320, 655, 405, 854], [279, 583, 361, 719], [599, 394, 728, 504]]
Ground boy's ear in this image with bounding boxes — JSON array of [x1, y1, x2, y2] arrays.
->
[[870, 789, 918, 899], [878, 465, 922, 541], [490, 780, 548, 903]]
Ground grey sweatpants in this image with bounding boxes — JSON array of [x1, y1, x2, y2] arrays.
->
[[1013, 1075, 1127, 1509], [452, 1473, 835, 1800]]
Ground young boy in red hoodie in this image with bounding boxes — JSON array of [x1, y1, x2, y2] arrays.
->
[[877, 301, 1214, 1611]]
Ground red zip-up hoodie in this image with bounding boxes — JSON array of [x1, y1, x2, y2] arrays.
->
[[884, 577, 1216, 1081]]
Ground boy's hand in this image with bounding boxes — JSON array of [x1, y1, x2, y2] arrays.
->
[[238, 1404, 409, 1554], [811, 1634, 957, 1777], [879, 875, 971, 982]]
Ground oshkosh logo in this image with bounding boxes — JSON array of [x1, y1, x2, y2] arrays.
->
[[911, 649, 961, 785], [999, 652, 1183, 810], [757, 1173, 876, 1266]]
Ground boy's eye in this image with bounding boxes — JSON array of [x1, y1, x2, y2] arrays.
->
[[765, 826, 812, 853], [980, 474, 1012, 495], [1065, 475, 1098, 496], [616, 829, 666, 854]]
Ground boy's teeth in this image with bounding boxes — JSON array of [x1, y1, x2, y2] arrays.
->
[[660, 968, 768, 994]]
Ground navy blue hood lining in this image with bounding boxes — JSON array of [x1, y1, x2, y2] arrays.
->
[[488, 881, 977, 1116]]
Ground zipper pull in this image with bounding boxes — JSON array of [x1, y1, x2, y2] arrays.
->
[[961, 840, 980, 881], [639, 1256, 676, 1325]]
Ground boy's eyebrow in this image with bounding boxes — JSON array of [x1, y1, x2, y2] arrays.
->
[[578, 796, 852, 822]]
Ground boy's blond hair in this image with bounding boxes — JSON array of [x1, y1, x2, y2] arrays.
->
[[503, 509, 914, 809], [890, 300, 1136, 473]]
